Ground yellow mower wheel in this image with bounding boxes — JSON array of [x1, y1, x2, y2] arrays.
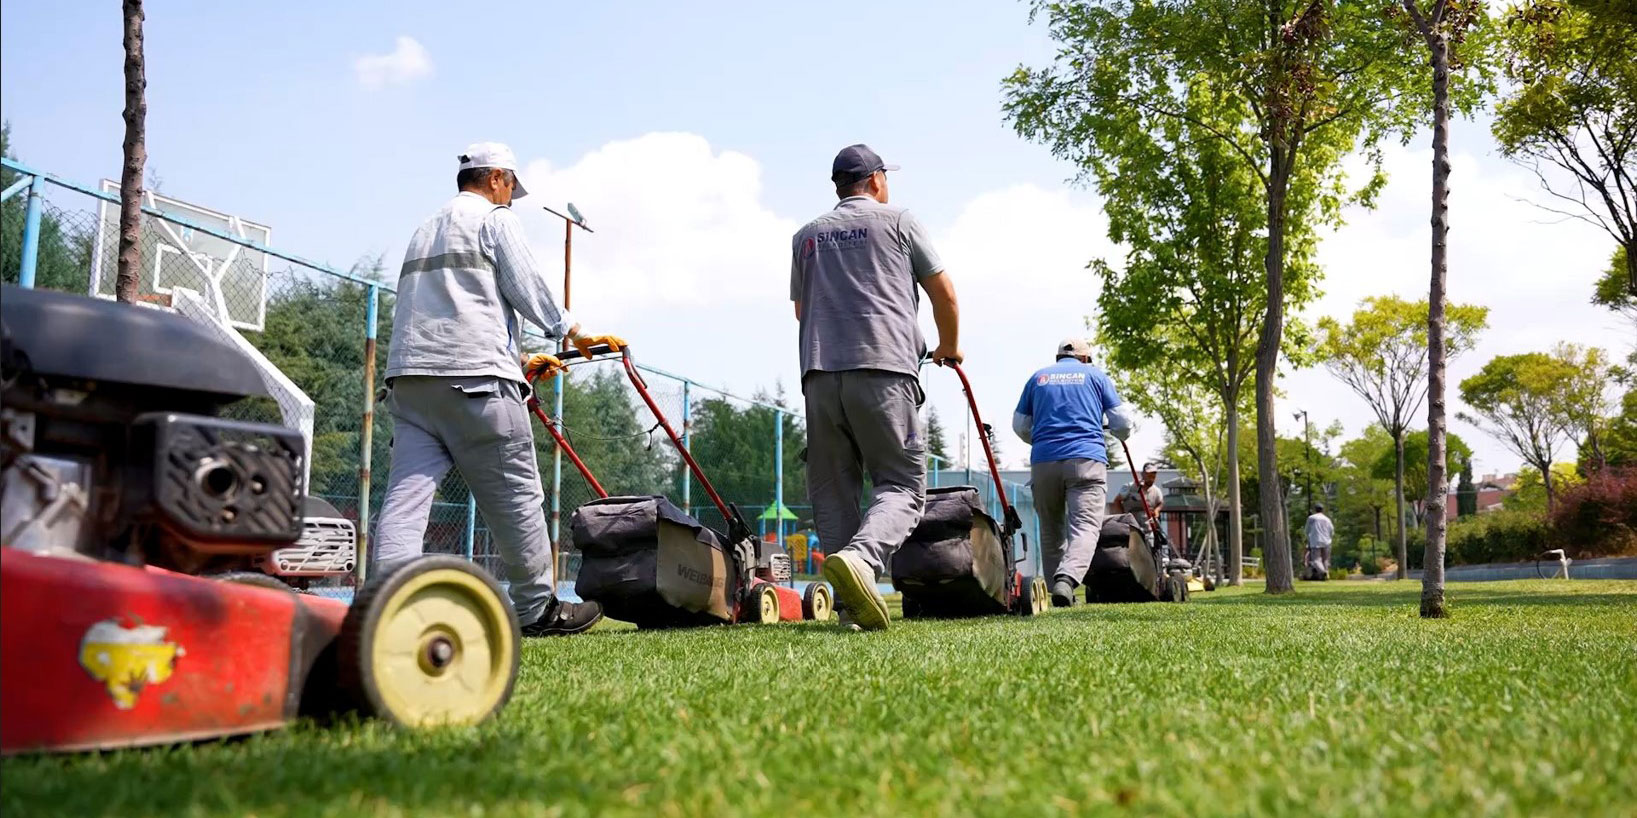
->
[[337, 556, 520, 728], [750, 582, 781, 625]]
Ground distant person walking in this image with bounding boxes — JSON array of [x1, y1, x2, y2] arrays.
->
[[1305, 505, 1334, 579], [1013, 338, 1131, 607], [794, 144, 961, 632]]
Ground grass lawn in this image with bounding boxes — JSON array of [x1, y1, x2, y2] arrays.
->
[[4, 580, 1633, 817]]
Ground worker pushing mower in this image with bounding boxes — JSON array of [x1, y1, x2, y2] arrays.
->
[[792, 144, 964, 632]]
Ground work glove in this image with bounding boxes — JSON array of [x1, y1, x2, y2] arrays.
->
[[573, 334, 628, 361], [522, 353, 566, 382]]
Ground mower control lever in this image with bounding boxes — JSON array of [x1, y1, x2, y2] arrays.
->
[[556, 343, 622, 362]]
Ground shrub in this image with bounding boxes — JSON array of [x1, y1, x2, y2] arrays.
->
[[1328, 566, 1349, 580], [1359, 555, 1382, 576], [1549, 468, 1637, 557], [1444, 510, 1550, 565]]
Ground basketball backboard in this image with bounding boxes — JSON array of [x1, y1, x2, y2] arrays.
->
[[90, 181, 271, 331]]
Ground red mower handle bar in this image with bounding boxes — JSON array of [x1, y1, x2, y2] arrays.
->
[[942, 360, 1022, 538], [1116, 436, 1161, 537], [524, 365, 609, 499], [612, 348, 741, 532]]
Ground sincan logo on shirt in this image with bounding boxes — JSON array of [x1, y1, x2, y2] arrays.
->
[[1038, 372, 1087, 386], [812, 227, 869, 252], [801, 237, 816, 259]]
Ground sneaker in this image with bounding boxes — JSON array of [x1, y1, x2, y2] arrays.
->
[[521, 598, 603, 637], [820, 551, 889, 631]]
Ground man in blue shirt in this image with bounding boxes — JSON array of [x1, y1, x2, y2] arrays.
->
[[1014, 339, 1132, 607]]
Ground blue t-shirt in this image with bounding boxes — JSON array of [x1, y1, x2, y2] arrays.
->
[[1015, 359, 1123, 465]]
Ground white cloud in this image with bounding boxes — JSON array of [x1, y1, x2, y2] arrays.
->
[[354, 36, 433, 91]]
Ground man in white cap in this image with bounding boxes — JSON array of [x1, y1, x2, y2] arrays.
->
[[797, 144, 962, 632], [375, 142, 620, 636], [1014, 338, 1132, 607]]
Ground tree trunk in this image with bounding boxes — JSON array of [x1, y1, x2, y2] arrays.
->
[[1393, 429, 1407, 580], [1542, 465, 1556, 513], [116, 0, 146, 304], [1258, 161, 1294, 594], [1226, 397, 1244, 586], [1197, 454, 1221, 584], [1421, 29, 1453, 619]]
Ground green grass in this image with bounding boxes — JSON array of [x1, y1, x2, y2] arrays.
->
[[4, 580, 1635, 818]]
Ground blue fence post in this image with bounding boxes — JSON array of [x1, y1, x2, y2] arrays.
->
[[681, 381, 692, 515], [551, 373, 564, 559], [774, 409, 785, 544], [464, 494, 477, 560], [18, 176, 46, 288], [356, 284, 380, 585]]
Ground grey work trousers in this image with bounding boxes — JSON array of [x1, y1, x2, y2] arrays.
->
[[1307, 546, 1331, 577], [803, 370, 927, 575], [1032, 458, 1108, 585], [373, 375, 554, 626]]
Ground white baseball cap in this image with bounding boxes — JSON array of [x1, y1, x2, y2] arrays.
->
[[1057, 337, 1092, 358], [458, 142, 528, 198]]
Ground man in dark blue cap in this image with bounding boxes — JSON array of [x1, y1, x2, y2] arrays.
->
[[793, 143, 962, 631]]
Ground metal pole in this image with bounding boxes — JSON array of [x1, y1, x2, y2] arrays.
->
[[464, 494, 477, 560], [681, 381, 692, 515], [775, 409, 785, 545], [18, 176, 46, 288], [356, 284, 379, 585], [550, 222, 571, 585]]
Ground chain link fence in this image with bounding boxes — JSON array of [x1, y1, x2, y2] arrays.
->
[[2, 157, 1039, 596]]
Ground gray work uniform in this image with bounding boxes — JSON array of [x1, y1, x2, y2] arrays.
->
[[791, 196, 942, 574], [1031, 459, 1108, 584], [375, 192, 574, 626]]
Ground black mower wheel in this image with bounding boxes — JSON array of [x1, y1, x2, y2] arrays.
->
[[337, 556, 519, 728], [802, 581, 833, 621], [901, 593, 923, 620], [1165, 575, 1188, 603], [1015, 579, 1036, 616]]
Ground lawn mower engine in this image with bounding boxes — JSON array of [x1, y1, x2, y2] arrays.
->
[[1, 286, 323, 578]]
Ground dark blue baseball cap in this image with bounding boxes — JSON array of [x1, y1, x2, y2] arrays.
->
[[831, 144, 899, 185]]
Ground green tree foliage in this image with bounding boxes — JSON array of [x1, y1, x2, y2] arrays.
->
[[1, 123, 94, 293], [1369, 428, 1472, 525], [1494, 0, 1637, 297], [1334, 425, 1398, 557], [1458, 349, 1588, 510], [1004, 0, 1428, 593], [1318, 294, 1488, 579], [686, 391, 806, 524], [552, 366, 675, 504]]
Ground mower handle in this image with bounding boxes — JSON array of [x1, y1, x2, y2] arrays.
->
[[937, 360, 1019, 537]]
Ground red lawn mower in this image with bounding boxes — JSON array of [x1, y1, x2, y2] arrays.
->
[[1, 286, 520, 754], [892, 361, 1048, 619], [528, 344, 830, 629]]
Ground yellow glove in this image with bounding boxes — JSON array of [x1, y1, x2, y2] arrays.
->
[[522, 353, 565, 382], [573, 334, 628, 360]]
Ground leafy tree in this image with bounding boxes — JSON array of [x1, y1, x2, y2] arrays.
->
[[687, 391, 806, 528], [1594, 246, 1636, 324], [1004, 0, 1428, 593], [551, 366, 675, 505], [1370, 429, 1472, 526], [1458, 351, 1577, 510], [1494, 0, 1637, 297], [1552, 343, 1614, 471], [1, 123, 95, 293], [1503, 463, 1583, 513], [1389, 0, 1492, 618], [1335, 425, 1398, 554], [1317, 295, 1487, 580]]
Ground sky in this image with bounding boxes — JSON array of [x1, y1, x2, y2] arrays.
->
[[1, 0, 1629, 480]]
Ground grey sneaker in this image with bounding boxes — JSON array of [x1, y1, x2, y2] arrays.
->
[[1051, 577, 1077, 608], [821, 551, 889, 631]]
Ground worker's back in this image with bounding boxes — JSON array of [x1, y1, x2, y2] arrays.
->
[[1017, 358, 1121, 465]]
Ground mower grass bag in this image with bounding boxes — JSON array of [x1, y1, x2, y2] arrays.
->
[[572, 495, 733, 628], [891, 486, 1010, 617], [1085, 513, 1163, 603]]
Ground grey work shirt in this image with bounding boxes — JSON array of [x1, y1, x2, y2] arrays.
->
[[790, 196, 944, 379]]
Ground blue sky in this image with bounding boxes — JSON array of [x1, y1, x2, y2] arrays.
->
[[2, 1, 1628, 477]]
